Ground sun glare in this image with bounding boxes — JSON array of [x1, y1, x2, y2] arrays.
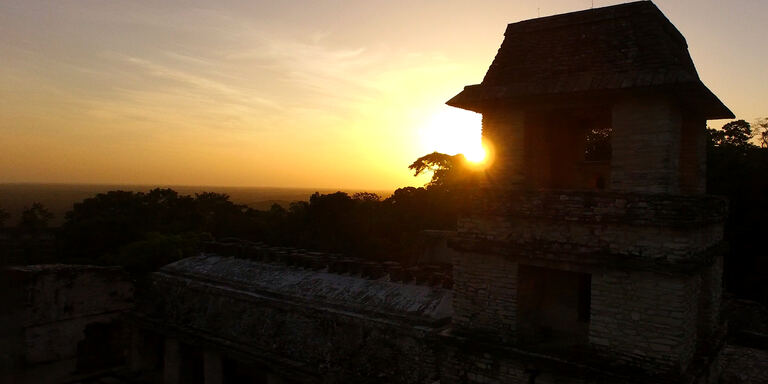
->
[[419, 107, 485, 164]]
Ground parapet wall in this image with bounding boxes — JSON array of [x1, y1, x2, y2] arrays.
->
[[204, 239, 453, 288], [456, 189, 726, 265]]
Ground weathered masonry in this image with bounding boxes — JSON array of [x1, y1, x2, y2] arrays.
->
[[0, 265, 133, 384], [444, 1, 732, 382]]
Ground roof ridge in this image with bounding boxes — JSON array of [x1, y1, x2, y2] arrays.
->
[[506, 1, 657, 33]]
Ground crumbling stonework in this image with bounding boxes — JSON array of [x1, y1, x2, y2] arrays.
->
[[589, 270, 701, 371], [457, 189, 726, 263], [452, 252, 518, 341], [133, 251, 452, 383], [722, 345, 768, 383], [0, 265, 133, 384]]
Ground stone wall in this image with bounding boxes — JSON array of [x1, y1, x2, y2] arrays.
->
[[697, 255, 724, 349], [449, 248, 716, 375], [457, 189, 726, 263], [449, 188, 726, 376], [437, 335, 678, 384], [452, 252, 518, 342], [482, 108, 526, 185], [590, 270, 701, 372], [0, 265, 134, 383], [611, 96, 682, 194], [679, 116, 707, 194]]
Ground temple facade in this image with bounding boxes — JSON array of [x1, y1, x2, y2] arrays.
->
[[444, 1, 732, 381]]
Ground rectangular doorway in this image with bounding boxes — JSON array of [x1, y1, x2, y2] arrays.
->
[[517, 265, 591, 348]]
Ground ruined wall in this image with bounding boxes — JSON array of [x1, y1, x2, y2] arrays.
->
[[590, 270, 701, 372], [136, 253, 452, 383], [452, 252, 518, 342], [457, 189, 726, 262], [449, 189, 726, 376], [0, 265, 133, 383]]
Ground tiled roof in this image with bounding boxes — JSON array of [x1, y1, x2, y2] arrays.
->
[[447, 1, 733, 119]]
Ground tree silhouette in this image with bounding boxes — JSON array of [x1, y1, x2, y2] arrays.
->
[[756, 118, 768, 148], [708, 119, 753, 148], [18, 203, 54, 233], [706, 119, 768, 305], [352, 192, 381, 202], [409, 152, 478, 188]]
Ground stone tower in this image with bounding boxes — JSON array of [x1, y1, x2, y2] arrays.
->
[[446, 1, 733, 382]]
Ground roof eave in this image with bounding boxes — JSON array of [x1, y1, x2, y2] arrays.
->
[[446, 83, 735, 120]]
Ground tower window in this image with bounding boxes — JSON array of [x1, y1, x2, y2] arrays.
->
[[517, 265, 591, 347], [584, 127, 613, 162]]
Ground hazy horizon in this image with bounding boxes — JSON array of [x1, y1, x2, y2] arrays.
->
[[0, 182, 395, 226], [0, 181, 400, 192]]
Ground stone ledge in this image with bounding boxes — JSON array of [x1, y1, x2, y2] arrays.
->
[[464, 188, 727, 228], [448, 238, 724, 275]]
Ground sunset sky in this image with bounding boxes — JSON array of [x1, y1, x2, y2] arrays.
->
[[1, 0, 766, 190]]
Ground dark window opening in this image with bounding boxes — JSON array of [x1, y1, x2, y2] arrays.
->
[[523, 110, 612, 190], [223, 357, 296, 384], [180, 343, 204, 384], [223, 357, 265, 384], [76, 321, 126, 372], [584, 127, 613, 162], [517, 265, 592, 348], [594, 176, 606, 190]]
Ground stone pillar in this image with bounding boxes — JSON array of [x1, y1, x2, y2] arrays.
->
[[129, 329, 147, 372], [679, 115, 707, 194], [697, 255, 723, 350], [482, 109, 526, 186], [204, 351, 223, 384], [611, 96, 681, 193], [164, 338, 181, 384]]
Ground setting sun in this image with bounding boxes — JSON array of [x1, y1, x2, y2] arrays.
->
[[419, 107, 486, 163]]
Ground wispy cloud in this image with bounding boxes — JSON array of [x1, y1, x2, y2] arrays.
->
[[124, 56, 283, 111]]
